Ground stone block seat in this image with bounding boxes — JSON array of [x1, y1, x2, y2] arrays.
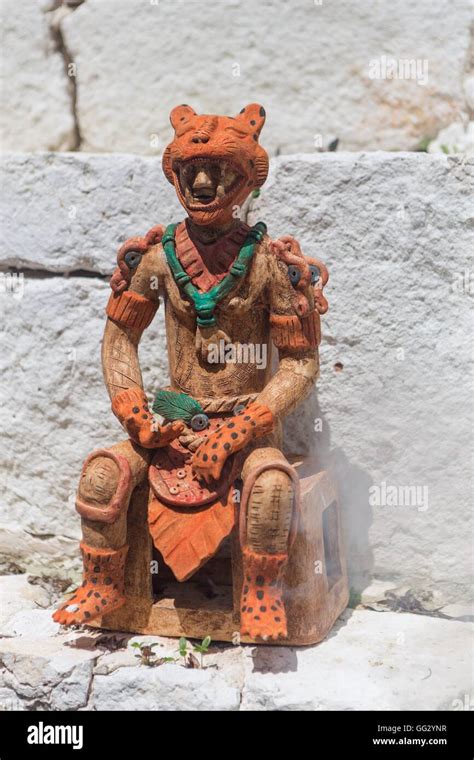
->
[[91, 457, 349, 645]]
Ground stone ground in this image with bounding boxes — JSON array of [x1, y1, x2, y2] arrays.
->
[[0, 575, 472, 711]]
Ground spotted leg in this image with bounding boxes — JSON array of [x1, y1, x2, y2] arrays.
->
[[53, 440, 150, 626], [239, 447, 298, 641]]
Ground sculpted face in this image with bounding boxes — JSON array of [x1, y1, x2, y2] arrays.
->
[[162, 103, 269, 226]]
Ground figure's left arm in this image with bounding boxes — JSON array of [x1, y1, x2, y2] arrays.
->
[[256, 235, 327, 419], [192, 235, 328, 483]]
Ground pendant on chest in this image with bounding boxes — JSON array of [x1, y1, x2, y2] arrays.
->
[[163, 220, 267, 364]]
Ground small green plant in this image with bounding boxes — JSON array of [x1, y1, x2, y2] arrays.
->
[[131, 641, 160, 666], [192, 635, 212, 668], [177, 636, 188, 665], [416, 136, 431, 152], [131, 641, 175, 667], [348, 587, 362, 609]]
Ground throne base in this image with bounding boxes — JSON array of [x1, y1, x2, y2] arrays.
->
[[90, 459, 349, 646]]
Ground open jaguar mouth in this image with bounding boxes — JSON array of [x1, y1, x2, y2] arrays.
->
[[174, 157, 246, 210]]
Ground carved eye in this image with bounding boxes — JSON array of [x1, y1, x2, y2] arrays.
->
[[309, 264, 321, 285], [124, 251, 142, 269], [190, 413, 209, 431], [287, 265, 301, 286], [233, 404, 246, 416]]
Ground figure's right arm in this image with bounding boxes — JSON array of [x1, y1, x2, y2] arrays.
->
[[102, 237, 161, 400], [102, 318, 145, 400], [101, 229, 183, 448]]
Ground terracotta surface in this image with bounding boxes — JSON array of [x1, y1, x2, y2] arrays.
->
[[53, 104, 342, 645], [53, 543, 128, 626], [91, 467, 349, 646], [191, 402, 274, 483], [162, 103, 269, 227], [106, 289, 158, 331], [111, 387, 183, 449], [148, 492, 236, 584], [239, 548, 288, 640]]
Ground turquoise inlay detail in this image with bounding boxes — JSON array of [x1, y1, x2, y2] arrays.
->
[[162, 221, 267, 327]]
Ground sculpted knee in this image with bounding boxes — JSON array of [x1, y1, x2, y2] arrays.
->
[[246, 469, 294, 554], [80, 455, 119, 503], [76, 449, 133, 524], [241, 453, 300, 555]]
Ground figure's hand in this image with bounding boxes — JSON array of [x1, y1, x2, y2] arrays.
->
[[133, 419, 184, 449], [111, 387, 184, 449], [192, 402, 274, 484]]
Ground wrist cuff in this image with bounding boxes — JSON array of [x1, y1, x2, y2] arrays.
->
[[241, 401, 274, 439], [111, 387, 148, 420]]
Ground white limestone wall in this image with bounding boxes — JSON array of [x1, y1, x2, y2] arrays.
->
[[1, 0, 472, 154], [0, 152, 472, 607]]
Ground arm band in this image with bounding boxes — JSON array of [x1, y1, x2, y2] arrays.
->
[[270, 309, 320, 350], [106, 289, 158, 331]]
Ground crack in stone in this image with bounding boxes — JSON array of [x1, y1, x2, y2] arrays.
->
[[0, 266, 108, 281], [47, 2, 86, 151]]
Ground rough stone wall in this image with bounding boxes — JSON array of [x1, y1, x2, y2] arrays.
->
[[0, 2, 76, 151], [1, 0, 472, 154], [0, 1, 472, 608], [1, 152, 472, 606]]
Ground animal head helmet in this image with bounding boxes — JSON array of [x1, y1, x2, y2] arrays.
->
[[162, 103, 269, 225]]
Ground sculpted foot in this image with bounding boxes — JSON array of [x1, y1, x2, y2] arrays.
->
[[53, 543, 128, 626], [240, 548, 288, 640]]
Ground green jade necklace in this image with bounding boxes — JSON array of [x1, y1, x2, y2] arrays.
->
[[162, 221, 267, 327]]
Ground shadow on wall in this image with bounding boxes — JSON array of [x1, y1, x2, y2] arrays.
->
[[284, 389, 374, 597]]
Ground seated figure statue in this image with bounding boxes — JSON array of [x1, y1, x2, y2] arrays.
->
[[53, 103, 329, 642]]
